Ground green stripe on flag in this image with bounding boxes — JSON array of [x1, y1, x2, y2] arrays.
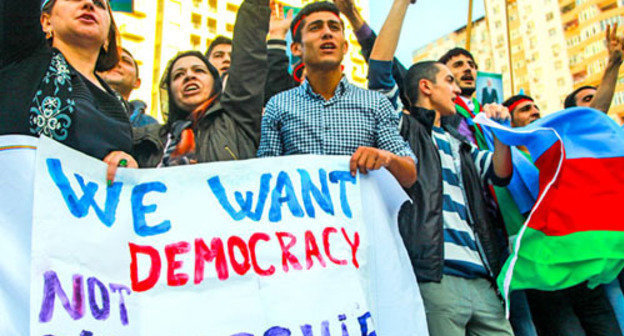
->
[[498, 228, 624, 301], [493, 185, 526, 236]]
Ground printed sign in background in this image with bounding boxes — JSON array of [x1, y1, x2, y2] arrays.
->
[[476, 71, 503, 105], [8, 136, 428, 335], [110, 0, 133, 13]]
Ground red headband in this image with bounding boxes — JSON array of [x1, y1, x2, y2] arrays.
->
[[508, 99, 533, 114], [293, 62, 305, 83], [292, 15, 307, 37]]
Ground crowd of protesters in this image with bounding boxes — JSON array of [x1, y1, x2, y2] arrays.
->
[[2, 0, 624, 335]]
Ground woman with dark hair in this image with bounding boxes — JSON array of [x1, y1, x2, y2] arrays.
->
[[133, 0, 270, 167], [0, 0, 137, 183]]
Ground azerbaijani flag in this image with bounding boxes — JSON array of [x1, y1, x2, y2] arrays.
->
[[474, 108, 624, 311]]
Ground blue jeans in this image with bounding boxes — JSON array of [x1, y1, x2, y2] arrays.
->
[[526, 283, 622, 336], [509, 290, 538, 336]]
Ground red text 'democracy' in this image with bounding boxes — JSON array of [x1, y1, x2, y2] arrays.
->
[[129, 227, 360, 292]]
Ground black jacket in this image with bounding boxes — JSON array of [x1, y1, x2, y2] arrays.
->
[[0, 0, 132, 160], [264, 39, 298, 105], [398, 107, 510, 283]]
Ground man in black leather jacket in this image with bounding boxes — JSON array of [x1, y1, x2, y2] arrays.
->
[[399, 61, 514, 336]]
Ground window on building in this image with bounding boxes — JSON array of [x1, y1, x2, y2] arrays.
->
[[531, 52, 538, 62], [226, 23, 234, 32], [549, 28, 557, 36], [191, 13, 201, 30], [485, 59, 492, 70], [553, 44, 561, 57], [496, 35, 504, 46], [207, 18, 217, 33], [613, 91, 624, 106], [573, 70, 588, 83], [208, 0, 217, 11], [190, 34, 201, 49], [529, 37, 537, 48], [557, 77, 565, 86], [192, 0, 201, 8], [546, 12, 554, 21], [226, 3, 239, 12], [555, 60, 563, 69], [561, 3, 575, 14]]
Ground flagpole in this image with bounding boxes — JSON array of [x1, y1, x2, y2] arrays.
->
[[505, 0, 515, 94], [466, 0, 474, 51]]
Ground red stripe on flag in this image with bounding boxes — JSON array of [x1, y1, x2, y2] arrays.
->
[[533, 141, 563, 196], [529, 150, 624, 236]]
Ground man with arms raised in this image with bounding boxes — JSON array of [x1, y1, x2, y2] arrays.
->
[[257, 1, 416, 188], [564, 24, 623, 114]]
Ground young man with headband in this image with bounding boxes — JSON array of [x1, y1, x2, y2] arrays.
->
[[257, 1, 416, 188]]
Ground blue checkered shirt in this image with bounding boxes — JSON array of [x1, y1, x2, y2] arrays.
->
[[257, 76, 415, 160]]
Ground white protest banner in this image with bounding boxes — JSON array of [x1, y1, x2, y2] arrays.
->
[[0, 135, 38, 336], [1, 135, 428, 335]]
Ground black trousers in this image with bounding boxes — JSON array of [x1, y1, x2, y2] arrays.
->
[[525, 283, 622, 336]]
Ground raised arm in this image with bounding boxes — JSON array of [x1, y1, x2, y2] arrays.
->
[[333, 0, 409, 107], [367, 0, 412, 113], [492, 136, 512, 181], [0, 0, 47, 68], [333, 0, 365, 32], [590, 23, 623, 114], [482, 104, 512, 182], [264, 3, 297, 104], [370, 0, 412, 62], [221, 0, 270, 145]]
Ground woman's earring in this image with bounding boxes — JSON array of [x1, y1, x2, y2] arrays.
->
[[45, 30, 54, 39]]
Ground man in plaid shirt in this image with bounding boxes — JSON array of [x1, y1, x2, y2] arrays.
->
[[257, 1, 416, 188]]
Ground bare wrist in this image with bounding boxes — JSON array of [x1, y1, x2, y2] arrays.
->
[[344, 11, 364, 30], [609, 54, 623, 66]]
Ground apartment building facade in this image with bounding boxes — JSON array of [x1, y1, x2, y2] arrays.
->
[[412, 0, 624, 121]]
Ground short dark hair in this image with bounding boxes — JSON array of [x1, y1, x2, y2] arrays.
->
[[502, 94, 534, 116], [564, 85, 596, 108], [290, 1, 343, 43], [404, 61, 442, 104], [121, 48, 139, 78], [205, 36, 232, 58], [438, 47, 477, 68], [42, 0, 120, 72]]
